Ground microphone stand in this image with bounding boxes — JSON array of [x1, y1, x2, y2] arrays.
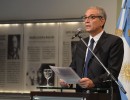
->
[[73, 34, 126, 100]]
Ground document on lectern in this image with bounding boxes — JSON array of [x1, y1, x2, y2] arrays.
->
[[50, 66, 81, 84]]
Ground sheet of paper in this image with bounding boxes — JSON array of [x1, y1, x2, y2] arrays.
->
[[50, 66, 81, 84]]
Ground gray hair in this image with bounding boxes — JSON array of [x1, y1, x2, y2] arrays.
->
[[88, 6, 107, 20]]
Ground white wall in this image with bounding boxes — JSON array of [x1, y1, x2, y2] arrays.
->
[[0, 0, 117, 33]]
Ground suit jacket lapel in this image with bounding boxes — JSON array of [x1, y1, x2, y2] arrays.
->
[[82, 37, 89, 58], [80, 32, 107, 63], [75, 37, 89, 61], [93, 32, 107, 54]]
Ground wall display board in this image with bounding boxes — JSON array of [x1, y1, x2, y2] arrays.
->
[[58, 22, 87, 67], [24, 23, 59, 91], [0, 24, 24, 92], [0, 22, 86, 92]]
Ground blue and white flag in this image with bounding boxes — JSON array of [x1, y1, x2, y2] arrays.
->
[[122, 0, 127, 8], [116, 0, 130, 100]]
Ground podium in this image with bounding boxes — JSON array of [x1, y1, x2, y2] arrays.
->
[[30, 87, 111, 100]]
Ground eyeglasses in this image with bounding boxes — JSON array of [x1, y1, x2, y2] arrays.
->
[[82, 15, 102, 20]]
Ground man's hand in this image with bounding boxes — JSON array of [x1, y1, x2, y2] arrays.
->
[[78, 78, 95, 88], [59, 79, 70, 88]]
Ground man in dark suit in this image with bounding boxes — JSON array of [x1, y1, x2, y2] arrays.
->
[[60, 6, 124, 100]]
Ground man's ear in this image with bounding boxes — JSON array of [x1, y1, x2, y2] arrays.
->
[[100, 18, 106, 27]]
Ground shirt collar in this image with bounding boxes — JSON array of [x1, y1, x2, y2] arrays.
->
[[89, 30, 104, 43]]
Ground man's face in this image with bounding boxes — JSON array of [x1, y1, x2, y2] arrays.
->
[[84, 8, 105, 36]]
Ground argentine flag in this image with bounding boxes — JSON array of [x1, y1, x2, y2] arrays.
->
[[116, 0, 130, 100]]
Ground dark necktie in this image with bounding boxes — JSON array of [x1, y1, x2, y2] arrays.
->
[[84, 38, 95, 77]]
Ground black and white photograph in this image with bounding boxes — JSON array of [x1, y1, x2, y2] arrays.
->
[[26, 63, 55, 86], [7, 34, 21, 59]]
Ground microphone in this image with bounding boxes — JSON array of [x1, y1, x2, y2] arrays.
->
[[72, 28, 82, 39]]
